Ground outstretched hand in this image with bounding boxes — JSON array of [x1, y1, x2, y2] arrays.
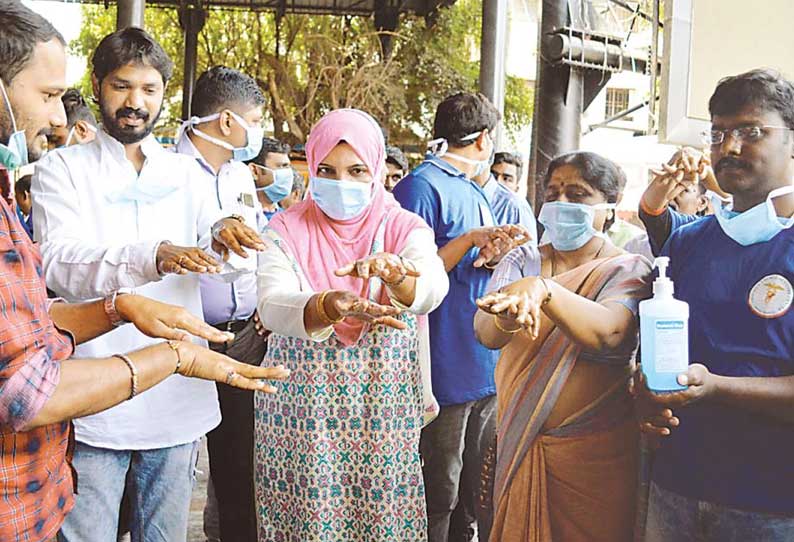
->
[[116, 294, 234, 343], [321, 290, 407, 330], [471, 224, 532, 268], [335, 252, 420, 285]]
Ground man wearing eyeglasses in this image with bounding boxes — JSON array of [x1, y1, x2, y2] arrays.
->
[[633, 68, 794, 541]]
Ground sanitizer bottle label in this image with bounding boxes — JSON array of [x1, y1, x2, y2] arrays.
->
[[654, 320, 687, 373]]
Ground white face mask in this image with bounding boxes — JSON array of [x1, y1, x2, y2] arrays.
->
[[428, 130, 493, 178], [180, 112, 264, 162]]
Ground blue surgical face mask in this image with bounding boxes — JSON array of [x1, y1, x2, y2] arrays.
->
[[106, 183, 180, 205], [428, 130, 494, 179], [183, 111, 264, 162], [538, 201, 615, 251], [0, 78, 28, 170], [712, 186, 794, 246], [310, 176, 373, 220], [254, 165, 293, 204]]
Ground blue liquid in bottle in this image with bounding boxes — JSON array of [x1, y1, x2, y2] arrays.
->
[[639, 257, 689, 392]]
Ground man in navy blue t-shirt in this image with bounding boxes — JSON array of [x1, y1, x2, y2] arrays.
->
[[393, 92, 528, 542], [636, 69, 794, 541]]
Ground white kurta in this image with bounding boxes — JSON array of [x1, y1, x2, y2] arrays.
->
[[32, 129, 223, 450]]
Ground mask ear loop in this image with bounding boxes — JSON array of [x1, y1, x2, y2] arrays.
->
[[766, 185, 794, 226], [0, 79, 19, 133], [64, 126, 76, 147], [427, 138, 448, 157]]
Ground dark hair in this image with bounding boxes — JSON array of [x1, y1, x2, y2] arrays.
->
[[385, 145, 408, 171], [493, 151, 523, 179], [15, 174, 31, 194], [92, 27, 173, 85], [709, 68, 794, 130], [0, 1, 65, 83], [249, 137, 290, 165], [191, 66, 265, 118], [291, 168, 306, 195], [62, 88, 97, 127], [543, 151, 626, 230], [433, 92, 501, 148]]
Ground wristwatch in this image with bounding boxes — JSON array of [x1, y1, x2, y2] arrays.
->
[[103, 289, 135, 327]]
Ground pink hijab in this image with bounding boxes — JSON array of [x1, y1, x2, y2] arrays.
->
[[268, 109, 429, 345]]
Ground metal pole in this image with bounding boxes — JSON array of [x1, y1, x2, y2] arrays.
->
[[180, 5, 206, 120], [116, 0, 145, 29], [479, 0, 508, 147], [527, 0, 583, 210], [647, 0, 660, 134]]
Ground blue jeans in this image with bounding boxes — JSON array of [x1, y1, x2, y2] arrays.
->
[[645, 482, 794, 542], [58, 440, 199, 542]]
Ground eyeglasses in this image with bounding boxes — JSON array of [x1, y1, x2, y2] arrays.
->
[[702, 125, 792, 146]]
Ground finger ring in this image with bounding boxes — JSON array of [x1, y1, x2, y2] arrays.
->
[[225, 371, 236, 385]]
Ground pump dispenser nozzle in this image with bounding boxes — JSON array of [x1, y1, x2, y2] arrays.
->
[[653, 256, 674, 297]]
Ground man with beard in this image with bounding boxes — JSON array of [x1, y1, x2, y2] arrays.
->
[[0, 5, 289, 542], [634, 69, 794, 541], [31, 27, 268, 542]]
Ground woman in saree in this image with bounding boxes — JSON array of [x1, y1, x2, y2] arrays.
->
[[474, 151, 652, 542], [254, 108, 449, 541]]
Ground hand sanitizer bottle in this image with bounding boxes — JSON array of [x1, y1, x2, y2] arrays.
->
[[639, 257, 689, 392]]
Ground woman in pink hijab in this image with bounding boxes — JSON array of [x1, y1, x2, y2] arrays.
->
[[255, 108, 449, 541]]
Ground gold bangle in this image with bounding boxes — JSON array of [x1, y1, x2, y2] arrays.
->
[[493, 314, 520, 334], [539, 277, 553, 306], [114, 354, 138, 400], [166, 340, 182, 374], [317, 291, 343, 325]]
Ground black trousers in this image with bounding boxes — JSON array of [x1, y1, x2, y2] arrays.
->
[[206, 316, 268, 542]]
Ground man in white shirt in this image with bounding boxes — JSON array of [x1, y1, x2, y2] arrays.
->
[[32, 28, 266, 542], [175, 65, 268, 542]]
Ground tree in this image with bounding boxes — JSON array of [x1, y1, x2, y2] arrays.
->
[[71, 0, 533, 146]]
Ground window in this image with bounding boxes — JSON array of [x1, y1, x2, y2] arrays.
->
[[605, 88, 632, 121]]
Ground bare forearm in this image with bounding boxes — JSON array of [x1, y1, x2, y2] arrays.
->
[[386, 276, 417, 307], [541, 280, 635, 352], [24, 342, 178, 430], [474, 309, 517, 349], [438, 233, 473, 272], [711, 374, 794, 423], [49, 300, 113, 345]]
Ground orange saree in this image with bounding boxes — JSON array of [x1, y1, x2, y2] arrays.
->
[[490, 254, 652, 542]]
